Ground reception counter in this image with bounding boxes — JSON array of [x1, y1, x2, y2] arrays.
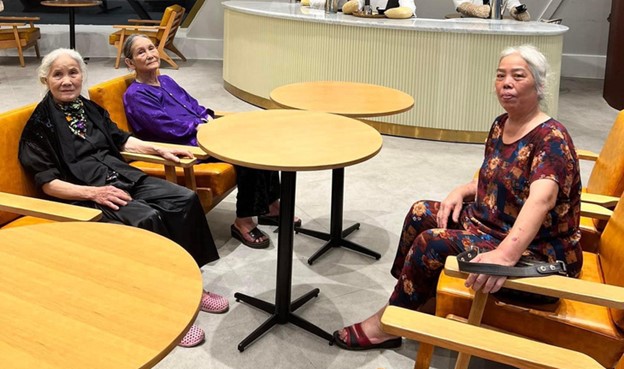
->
[[222, 1, 568, 143]]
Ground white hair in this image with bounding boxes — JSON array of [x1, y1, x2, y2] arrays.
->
[[499, 44, 550, 101], [37, 48, 87, 89]]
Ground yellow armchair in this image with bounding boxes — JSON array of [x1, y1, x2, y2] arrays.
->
[[87, 74, 237, 212], [0, 16, 40, 67], [404, 192, 624, 369]]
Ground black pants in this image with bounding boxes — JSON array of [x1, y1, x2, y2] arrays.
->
[[83, 176, 219, 267], [234, 165, 280, 218]]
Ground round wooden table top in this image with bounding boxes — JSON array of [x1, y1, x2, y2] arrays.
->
[[41, 0, 102, 8], [0, 222, 202, 369], [269, 81, 414, 118], [197, 109, 383, 172]]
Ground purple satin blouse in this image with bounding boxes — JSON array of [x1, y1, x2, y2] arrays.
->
[[123, 75, 214, 146]]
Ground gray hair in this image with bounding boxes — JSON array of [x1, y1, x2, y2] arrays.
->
[[499, 44, 549, 101], [37, 48, 87, 88], [123, 34, 151, 60]]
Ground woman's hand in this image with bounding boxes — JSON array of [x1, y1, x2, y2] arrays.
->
[[89, 185, 132, 210], [153, 146, 194, 163], [123, 136, 194, 163], [464, 248, 517, 293], [437, 179, 477, 228]]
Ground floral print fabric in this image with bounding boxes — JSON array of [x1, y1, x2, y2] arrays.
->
[[388, 114, 582, 310]]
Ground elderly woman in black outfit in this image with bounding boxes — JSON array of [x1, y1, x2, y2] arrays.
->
[[19, 48, 228, 347]]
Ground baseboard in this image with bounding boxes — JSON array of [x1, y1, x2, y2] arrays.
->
[[561, 53, 606, 79]]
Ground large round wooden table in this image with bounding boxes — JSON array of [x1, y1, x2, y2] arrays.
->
[[197, 109, 382, 351], [0, 222, 202, 369], [270, 81, 413, 264]]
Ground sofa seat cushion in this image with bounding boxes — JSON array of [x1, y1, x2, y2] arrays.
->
[[0, 27, 40, 44], [435, 251, 624, 368], [1, 216, 54, 230], [130, 161, 237, 198]]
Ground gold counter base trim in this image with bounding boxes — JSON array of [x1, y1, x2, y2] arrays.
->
[[224, 81, 487, 144]]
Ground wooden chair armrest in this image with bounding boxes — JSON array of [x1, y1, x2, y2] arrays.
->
[[213, 111, 236, 118], [142, 141, 210, 160], [120, 152, 198, 168], [127, 19, 161, 24], [112, 25, 165, 31], [380, 306, 603, 369], [0, 192, 102, 222], [0, 23, 26, 27], [581, 193, 619, 208], [444, 256, 624, 309], [581, 202, 613, 220], [0, 16, 40, 22], [577, 149, 598, 161]]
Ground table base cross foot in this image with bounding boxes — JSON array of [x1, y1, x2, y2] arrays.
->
[[296, 168, 381, 265]]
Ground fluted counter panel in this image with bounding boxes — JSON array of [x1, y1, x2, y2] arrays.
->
[[223, 2, 567, 143]]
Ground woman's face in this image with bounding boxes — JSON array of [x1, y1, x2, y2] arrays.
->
[[46, 54, 83, 103], [495, 53, 540, 113], [126, 37, 160, 73]]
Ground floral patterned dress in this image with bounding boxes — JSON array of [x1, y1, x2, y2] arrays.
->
[[389, 114, 582, 310]]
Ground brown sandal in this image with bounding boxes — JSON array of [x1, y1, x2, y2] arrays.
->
[[230, 224, 270, 249]]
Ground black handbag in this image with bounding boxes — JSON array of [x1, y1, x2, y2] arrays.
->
[[456, 248, 567, 305]]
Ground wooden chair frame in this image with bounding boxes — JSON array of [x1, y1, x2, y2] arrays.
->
[[111, 6, 186, 69], [0, 16, 40, 67]]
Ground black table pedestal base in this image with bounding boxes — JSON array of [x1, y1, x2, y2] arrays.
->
[[234, 289, 333, 352], [297, 168, 381, 265]]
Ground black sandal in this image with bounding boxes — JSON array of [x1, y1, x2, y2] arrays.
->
[[230, 224, 270, 249]]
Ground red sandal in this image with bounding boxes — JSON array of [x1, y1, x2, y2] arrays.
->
[[333, 322, 402, 351]]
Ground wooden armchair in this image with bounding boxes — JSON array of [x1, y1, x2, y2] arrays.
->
[[577, 110, 624, 251], [0, 104, 101, 230], [393, 191, 624, 369], [87, 74, 237, 212], [109, 5, 186, 69], [0, 16, 40, 67]]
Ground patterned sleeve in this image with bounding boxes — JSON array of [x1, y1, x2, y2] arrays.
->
[[529, 122, 577, 198]]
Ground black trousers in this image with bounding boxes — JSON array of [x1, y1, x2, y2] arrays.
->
[[234, 165, 280, 218], [82, 176, 219, 267]]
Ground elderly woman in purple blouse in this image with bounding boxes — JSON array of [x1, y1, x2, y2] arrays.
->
[[122, 34, 301, 249]]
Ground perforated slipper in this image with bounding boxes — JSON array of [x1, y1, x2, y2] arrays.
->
[[333, 322, 402, 351], [230, 224, 270, 249], [178, 325, 205, 347], [201, 291, 229, 314]]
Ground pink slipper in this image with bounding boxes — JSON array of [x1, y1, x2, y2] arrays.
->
[[201, 291, 229, 314], [178, 325, 205, 347]]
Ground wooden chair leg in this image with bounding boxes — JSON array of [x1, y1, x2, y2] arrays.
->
[[164, 165, 178, 184], [158, 49, 178, 69], [183, 167, 196, 191], [454, 291, 489, 369], [114, 31, 126, 69], [12, 28, 25, 67], [34, 41, 41, 58], [166, 43, 186, 61], [415, 343, 434, 369]]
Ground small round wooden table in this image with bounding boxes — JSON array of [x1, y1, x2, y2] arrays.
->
[[197, 109, 382, 351], [0, 222, 202, 369], [270, 81, 414, 264], [41, 0, 102, 49]]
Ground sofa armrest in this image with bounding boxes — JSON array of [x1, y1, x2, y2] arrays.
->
[[380, 306, 603, 369], [120, 152, 198, 168], [0, 192, 102, 222], [444, 256, 624, 309], [581, 202, 613, 221], [581, 193, 619, 208]]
